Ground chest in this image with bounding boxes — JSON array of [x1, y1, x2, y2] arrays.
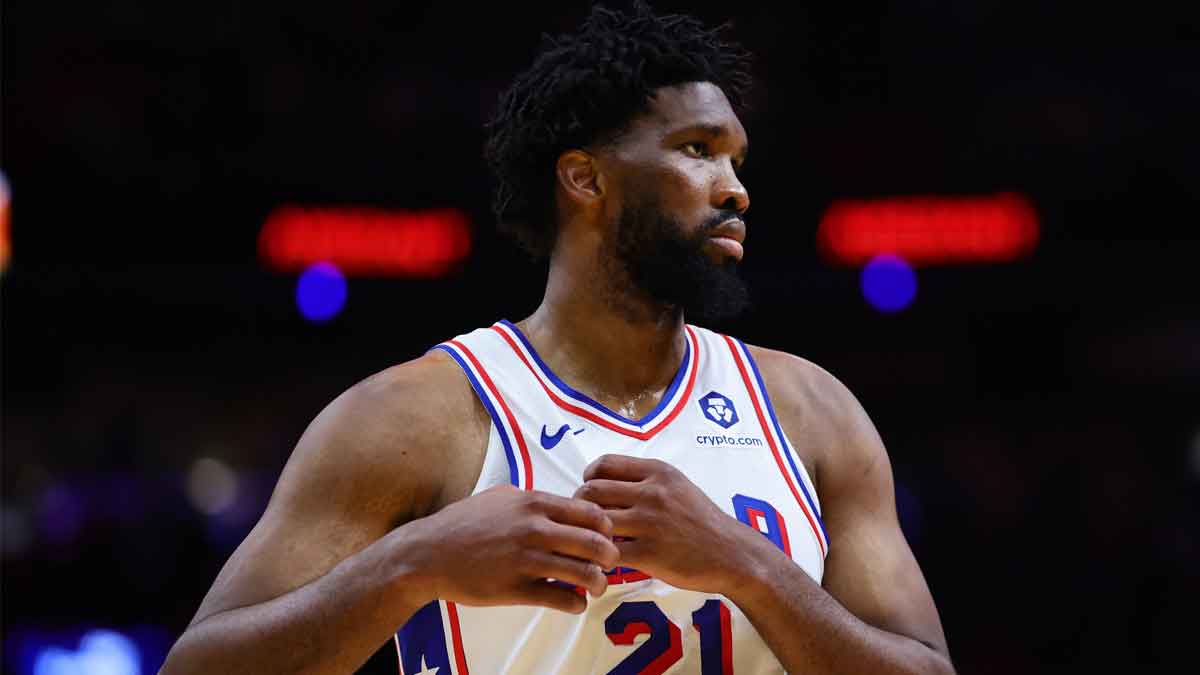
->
[[475, 373, 828, 583], [419, 323, 831, 674]]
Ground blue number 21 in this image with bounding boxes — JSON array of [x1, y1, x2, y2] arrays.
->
[[603, 493, 786, 674], [604, 599, 733, 675]]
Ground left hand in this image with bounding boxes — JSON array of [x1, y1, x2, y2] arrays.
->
[[573, 454, 765, 595]]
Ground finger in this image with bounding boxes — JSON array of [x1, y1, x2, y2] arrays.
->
[[528, 521, 620, 570], [513, 580, 588, 614], [532, 492, 614, 538], [521, 550, 608, 597], [605, 508, 647, 538], [574, 479, 641, 508], [583, 454, 659, 482]]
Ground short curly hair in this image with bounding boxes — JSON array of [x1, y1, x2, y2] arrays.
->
[[483, 0, 754, 259]]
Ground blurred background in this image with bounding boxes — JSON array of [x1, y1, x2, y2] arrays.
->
[[3, 1, 1198, 673]]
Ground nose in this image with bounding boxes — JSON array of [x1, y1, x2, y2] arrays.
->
[[713, 161, 749, 215]]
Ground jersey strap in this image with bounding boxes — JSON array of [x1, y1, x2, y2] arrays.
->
[[722, 335, 830, 558], [431, 339, 534, 491]]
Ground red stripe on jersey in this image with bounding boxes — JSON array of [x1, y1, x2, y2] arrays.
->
[[449, 339, 533, 491], [445, 601, 470, 675], [723, 335, 826, 557]]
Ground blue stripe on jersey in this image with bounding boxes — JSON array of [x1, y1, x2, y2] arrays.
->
[[499, 319, 691, 428], [736, 339, 829, 546], [432, 344, 520, 488]]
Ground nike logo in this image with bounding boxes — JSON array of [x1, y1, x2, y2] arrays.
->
[[540, 424, 583, 449]]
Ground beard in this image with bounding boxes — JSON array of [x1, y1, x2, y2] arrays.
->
[[605, 197, 750, 325]]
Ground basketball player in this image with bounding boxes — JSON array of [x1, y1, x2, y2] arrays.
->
[[162, 3, 953, 673]]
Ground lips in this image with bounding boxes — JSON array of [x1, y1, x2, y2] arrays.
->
[[707, 219, 746, 261], [710, 218, 746, 244]]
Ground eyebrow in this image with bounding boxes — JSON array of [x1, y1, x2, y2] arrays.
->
[[674, 123, 749, 160]]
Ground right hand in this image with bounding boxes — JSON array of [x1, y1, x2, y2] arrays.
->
[[397, 485, 620, 614]]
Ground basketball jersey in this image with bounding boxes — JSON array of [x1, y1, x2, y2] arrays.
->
[[394, 320, 829, 675]]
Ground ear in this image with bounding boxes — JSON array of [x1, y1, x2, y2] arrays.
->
[[555, 149, 604, 206]]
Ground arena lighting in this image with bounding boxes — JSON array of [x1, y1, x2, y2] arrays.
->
[[1, 170, 11, 273], [296, 262, 348, 323], [817, 192, 1039, 266], [11, 626, 172, 675], [186, 457, 240, 515], [32, 630, 140, 675], [861, 254, 917, 313], [259, 206, 471, 277]]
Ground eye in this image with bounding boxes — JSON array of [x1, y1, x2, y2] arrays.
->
[[681, 141, 711, 159]]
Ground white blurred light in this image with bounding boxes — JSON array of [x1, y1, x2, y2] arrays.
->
[[33, 629, 140, 675], [186, 457, 239, 515], [2, 505, 32, 557]]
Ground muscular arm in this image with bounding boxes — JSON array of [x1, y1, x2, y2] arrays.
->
[[161, 353, 475, 674], [729, 348, 953, 674], [161, 352, 619, 675]]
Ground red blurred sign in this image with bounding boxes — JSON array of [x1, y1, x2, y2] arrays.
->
[[0, 172, 9, 273], [259, 206, 471, 277], [816, 193, 1039, 266]]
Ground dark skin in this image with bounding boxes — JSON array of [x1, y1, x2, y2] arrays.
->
[[161, 81, 953, 674]]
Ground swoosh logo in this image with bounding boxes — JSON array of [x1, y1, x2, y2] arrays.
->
[[540, 424, 571, 450]]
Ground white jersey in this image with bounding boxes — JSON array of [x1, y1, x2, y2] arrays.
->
[[394, 321, 828, 675]]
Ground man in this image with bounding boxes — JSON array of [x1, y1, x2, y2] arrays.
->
[[163, 2, 953, 673]]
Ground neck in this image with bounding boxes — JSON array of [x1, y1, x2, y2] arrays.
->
[[516, 253, 687, 420]]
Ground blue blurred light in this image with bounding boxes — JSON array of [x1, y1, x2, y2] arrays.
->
[[32, 630, 140, 675], [296, 262, 347, 322], [861, 254, 917, 313], [9, 625, 169, 675]]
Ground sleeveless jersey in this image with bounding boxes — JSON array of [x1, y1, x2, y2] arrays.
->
[[394, 320, 828, 675]]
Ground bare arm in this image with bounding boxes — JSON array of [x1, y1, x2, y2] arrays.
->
[[724, 351, 953, 674], [161, 352, 619, 675]]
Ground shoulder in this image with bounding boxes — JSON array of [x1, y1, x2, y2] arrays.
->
[[741, 344, 870, 444], [338, 347, 487, 450], [276, 348, 490, 523], [740, 344, 886, 493]]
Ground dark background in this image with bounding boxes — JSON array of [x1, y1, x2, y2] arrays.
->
[[3, 1, 1199, 673]]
